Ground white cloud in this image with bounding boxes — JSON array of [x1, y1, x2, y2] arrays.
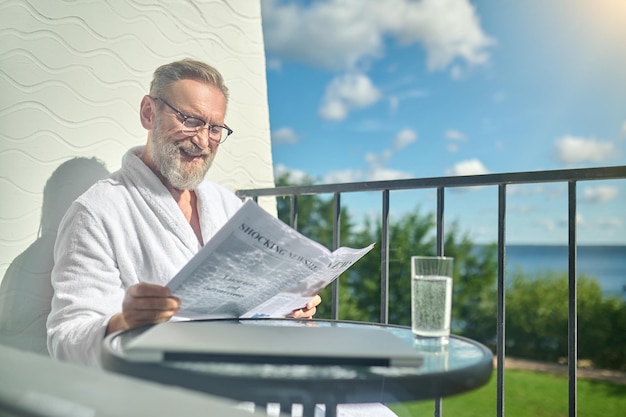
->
[[390, 0, 495, 71], [262, 0, 494, 72], [262, 0, 386, 71], [394, 128, 418, 149], [323, 166, 413, 184], [450, 65, 463, 80], [445, 130, 466, 153], [319, 73, 381, 121], [508, 204, 535, 214], [271, 127, 300, 145], [274, 163, 310, 184], [319, 100, 347, 121], [387, 89, 429, 112], [582, 185, 619, 203], [621, 121, 626, 139], [365, 150, 390, 168], [445, 158, 489, 176], [508, 184, 546, 197], [397, 88, 430, 100], [596, 217, 623, 229], [554, 135, 617, 164], [557, 213, 585, 229], [364, 129, 417, 168], [508, 183, 566, 199], [557, 213, 589, 229], [445, 129, 467, 141], [266, 58, 282, 72], [323, 130, 417, 183], [389, 96, 399, 112], [534, 219, 557, 231], [366, 167, 413, 181], [323, 169, 362, 184]]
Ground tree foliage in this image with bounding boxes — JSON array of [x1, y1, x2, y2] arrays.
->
[[274, 174, 626, 370], [275, 172, 353, 249], [274, 172, 497, 337]]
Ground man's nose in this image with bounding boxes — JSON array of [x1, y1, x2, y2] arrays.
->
[[189, 128, 211, 150]]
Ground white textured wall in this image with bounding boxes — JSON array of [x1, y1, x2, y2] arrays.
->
[[0, 0, 275, 282]]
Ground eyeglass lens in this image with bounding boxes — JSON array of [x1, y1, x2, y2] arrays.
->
[[155, 96, 232, 143]]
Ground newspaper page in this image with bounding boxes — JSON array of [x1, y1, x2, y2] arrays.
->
[[167, 201, 374, 319], [240, 245, 374, 318]]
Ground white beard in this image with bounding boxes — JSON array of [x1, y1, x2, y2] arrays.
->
[[149, 122, 215, 190]]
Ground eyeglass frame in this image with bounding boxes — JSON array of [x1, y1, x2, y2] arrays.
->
[[151, 96, 233, 144]]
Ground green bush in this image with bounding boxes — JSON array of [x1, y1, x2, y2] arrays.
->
[[505, 270, 626, 370]]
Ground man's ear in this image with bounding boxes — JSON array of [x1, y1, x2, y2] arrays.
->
[[139, 95, 156, 130]]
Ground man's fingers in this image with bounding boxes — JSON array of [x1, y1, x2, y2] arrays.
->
[[292, 295, 321, 319], [292, 307, 315, 319], [122, 295, 180, 328], [122, 283, 181, 328], [123, 309, 176, 328], [127, 282, 173, 298], [306, 294, 322, 310], [123, 295, 180, 312]]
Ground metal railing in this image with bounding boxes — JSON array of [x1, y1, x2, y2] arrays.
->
[[236, 165, 626, 417]]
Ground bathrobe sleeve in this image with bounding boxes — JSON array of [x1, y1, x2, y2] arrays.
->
[[47, 201, 126, 367]]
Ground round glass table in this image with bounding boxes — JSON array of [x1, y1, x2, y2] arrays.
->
[[102, 318, 493, 417]]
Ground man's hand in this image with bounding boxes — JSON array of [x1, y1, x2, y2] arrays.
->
[[106, 283, 180, 335], [291, 294, 322, 319]]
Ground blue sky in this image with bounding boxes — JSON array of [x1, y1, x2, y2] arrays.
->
[[259, 0, 626, 245]]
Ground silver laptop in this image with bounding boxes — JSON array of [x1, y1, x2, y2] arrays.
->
[[123, 321, 423, 367]]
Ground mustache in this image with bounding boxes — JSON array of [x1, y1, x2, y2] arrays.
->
[[177, 140, 211, 157]]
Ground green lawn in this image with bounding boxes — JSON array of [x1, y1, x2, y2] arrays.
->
[[388, 369, 626, 417]]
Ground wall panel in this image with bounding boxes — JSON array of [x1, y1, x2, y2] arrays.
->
[[0, 0, 274, 281]]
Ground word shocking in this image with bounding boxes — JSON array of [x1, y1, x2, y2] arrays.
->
[[239, 223, 319, 271]]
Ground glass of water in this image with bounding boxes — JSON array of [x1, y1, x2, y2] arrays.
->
[[410, 256, 454, 346]]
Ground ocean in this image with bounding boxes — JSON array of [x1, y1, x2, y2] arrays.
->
[[504, 245, 626, 300]]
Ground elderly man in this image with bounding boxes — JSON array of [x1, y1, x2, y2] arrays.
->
[[47, 59, 320, 367]]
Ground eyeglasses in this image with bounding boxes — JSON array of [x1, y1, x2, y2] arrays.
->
[[152, 96, 233, 144]]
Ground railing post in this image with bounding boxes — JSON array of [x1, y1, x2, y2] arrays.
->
[[290, 195, 298, 230], [434, 186, 445, 417], [436, 187, 445, 256], [568, 182, 578, 417], [332, 192, 341, 320], [497, 184, 507, 417], [380, 189, 390, 324]]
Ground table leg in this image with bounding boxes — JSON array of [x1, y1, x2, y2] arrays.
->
[[280, 402, 293, 415], [301, 402, 316, 417], [325, 403, 337, 417]]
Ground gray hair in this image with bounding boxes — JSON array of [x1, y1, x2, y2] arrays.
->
[[149, 59, 229, 103]]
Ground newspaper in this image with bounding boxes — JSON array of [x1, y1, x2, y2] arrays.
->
[[167, 200, 374, 320]]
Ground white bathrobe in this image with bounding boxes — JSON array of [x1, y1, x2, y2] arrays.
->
[[47, 146, 243, 367]]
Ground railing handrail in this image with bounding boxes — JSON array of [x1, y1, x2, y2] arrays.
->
[[236, 165, 626, 198]]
